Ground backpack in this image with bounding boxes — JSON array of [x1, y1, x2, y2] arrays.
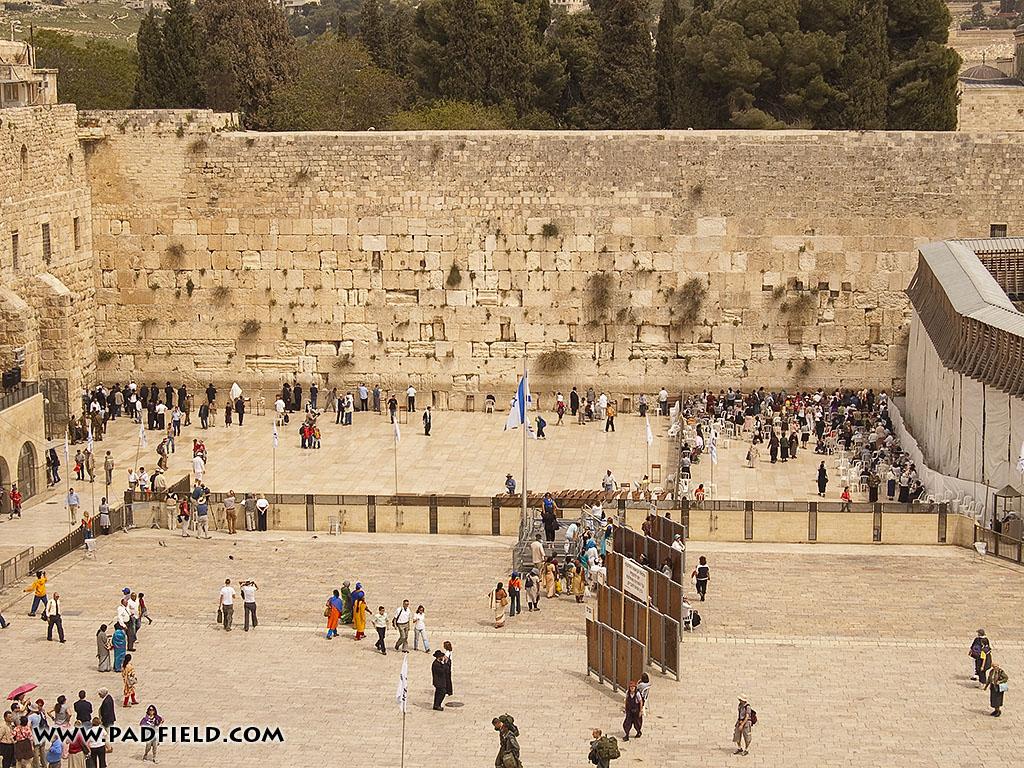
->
[[594, 735, 620, 760], [749, 709, 758, 726], [497, 714, 519, 737]]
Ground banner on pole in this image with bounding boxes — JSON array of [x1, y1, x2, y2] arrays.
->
[[504, 373, 533, 434], [273, 423, 279, 448], [395, 654, 409, 713], [138, 421, 147, 448], [645, 417, 654, 447]]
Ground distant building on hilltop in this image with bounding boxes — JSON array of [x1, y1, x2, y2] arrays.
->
[[550, 0, 589, 13], [276, 0, 322, 14], [957, 26, 1024, 130], [0, 40, 57, 109]]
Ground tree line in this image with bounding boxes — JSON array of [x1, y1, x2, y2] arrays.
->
[[36, 0, 961, 131]]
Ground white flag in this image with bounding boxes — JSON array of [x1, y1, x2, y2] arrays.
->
[[1017, 440, 1024, 474], [393, 419, 401, 444], [645, 417, 654, 447], [395, 654, 409, 713], [86, 428, 94, 454], [709, 428, 718, 465], [138, 421, 147, 448], [273, 422, 279, 448]]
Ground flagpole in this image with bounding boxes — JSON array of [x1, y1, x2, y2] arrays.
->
[[400, 704, 406, 768], [521, 355, 528, 528]]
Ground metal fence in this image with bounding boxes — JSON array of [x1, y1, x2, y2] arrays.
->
[[28, 502, 132, 573], [974, 525, 1024, 564], [0, 381, 39, 413], [0, 547, 34, 590]]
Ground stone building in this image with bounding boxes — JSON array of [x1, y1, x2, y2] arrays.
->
[[0, 41, 57, 109]]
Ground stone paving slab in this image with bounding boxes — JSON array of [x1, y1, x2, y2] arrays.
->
[[1, 534, 1021, 767]]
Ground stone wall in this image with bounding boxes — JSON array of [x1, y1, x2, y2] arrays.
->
[[77, 111, 1024, 401], [0, 105, 96, 398], [0, 394, 46, 502], [958, 85, 1024, 131]]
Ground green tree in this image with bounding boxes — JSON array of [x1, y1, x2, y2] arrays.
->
[[33, 30, 138, 110], [588, 0, 656, 129], [839, 0, 888, 129], [547, 10, 601, 127], [132, 8, 166, 107], [388, 98, 515, 129], [160, 0, 204, 108], [269, 37, 410, 129], [360, 0, 388, 66], [411, 0, 564, 117], [654, 0, 681, 128], [887, 0, 960, 129], [195, 0, 297, 128]]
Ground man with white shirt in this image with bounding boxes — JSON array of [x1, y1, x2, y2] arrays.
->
[[406, 385, 416, 413], [155, 400, 167, 430], [219, 579, 236, 631], [659, 387, 669, 416], [241, 580, 258, 631], [530, 534, 545, 572], [358, 383, 369, 411], [192, 453, 205, 482], [393, 599, 411, 652], [118, 593, 136, 650], [127, 591, 141, 638], [138, 467, 150, 495], [66, 488, 80, 523], [274, 396, 286, 425], [601, 470, 617, 492]]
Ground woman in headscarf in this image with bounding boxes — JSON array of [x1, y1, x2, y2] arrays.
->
[[490, 581, 508, 628], [122, 653, 138, 707], [985, 663, 1009, 717], [112, 623, 127, 672], [96, 624, 112, 672], [543, 557, 557, 599], [339, 581, 353, 625], [325, 589, 344, 640], [140, 704, 163, 763], [571, 562, 586, 603], [351, 583, 367, 640]]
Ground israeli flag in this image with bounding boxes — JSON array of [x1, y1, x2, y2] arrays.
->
[[504, 373, 534, 437], [138, 421, 147, 448], [709, 427, 719, 465]]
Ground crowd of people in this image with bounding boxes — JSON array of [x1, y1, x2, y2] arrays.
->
[[675, 386, 927, 503]]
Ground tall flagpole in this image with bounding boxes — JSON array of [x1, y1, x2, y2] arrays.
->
[[521, 356, 528, 526]]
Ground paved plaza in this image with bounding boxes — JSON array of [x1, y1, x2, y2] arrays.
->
[[1, 529, 1022, 767]]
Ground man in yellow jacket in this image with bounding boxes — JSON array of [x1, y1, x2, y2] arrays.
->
[[23, 571, 47, 617]]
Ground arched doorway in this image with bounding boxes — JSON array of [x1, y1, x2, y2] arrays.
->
[[17, 442, 37, 500], [0, 456, 10, 516]]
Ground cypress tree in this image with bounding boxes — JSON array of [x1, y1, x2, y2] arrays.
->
[[360, 0, 388, 68], [840, 0, 888, 129], [654, 0, 680, 128], [132, 9, 166, 108], [160, 0, 204, 108], [588, 0, 656, 129]]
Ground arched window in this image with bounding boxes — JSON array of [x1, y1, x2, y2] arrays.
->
[[17, 441, 37, 500]]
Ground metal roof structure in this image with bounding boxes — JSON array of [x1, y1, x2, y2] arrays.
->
[[907, 240, 1024, 396]]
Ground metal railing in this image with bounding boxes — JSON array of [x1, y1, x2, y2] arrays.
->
[[0, 547, 34, 590], [974, 525, 1024, 565], [28, 502, 131, 573], [0, 381, 39, 413]]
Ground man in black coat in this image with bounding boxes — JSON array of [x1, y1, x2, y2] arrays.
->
[[98, 687, 116, 730], [431, 650, 448, 711]]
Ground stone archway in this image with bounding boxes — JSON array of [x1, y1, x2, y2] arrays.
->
[[0, 456, 10, 516], [17, 442, 37, 500]]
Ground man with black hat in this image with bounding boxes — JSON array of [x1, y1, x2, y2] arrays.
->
[[431, 651, 448, 711]]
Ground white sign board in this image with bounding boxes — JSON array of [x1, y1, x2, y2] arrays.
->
[[585, 604, 595, 622], [622, 557, 649, 602]]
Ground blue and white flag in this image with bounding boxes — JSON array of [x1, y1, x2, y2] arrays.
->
[[645, 417, 654, 447], [1017, 440, 1024, 474], [138, 421, 147, 448], [709, 427, 719, 465], [273, 422, 279, 448], [504, 373, 532, 432], [393, 418, 401, 444], [86, 428, 94, 454]]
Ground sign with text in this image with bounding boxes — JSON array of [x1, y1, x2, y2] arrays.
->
[[622, 556, 649, 602]]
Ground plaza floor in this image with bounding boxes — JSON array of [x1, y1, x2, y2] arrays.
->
[[1, 530, 1021, 767]]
